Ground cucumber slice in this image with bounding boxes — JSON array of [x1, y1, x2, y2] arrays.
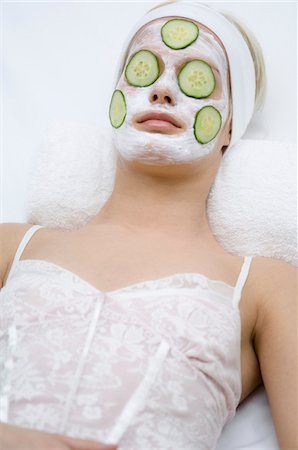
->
[[161, 19, 199, 50], [178, 60, 216, 98], [125, 50, 160, 87], [194, 106, 222, 144], [109, 89, 126, 128]]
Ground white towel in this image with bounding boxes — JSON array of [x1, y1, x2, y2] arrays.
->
[[25, 120, 297, 267]]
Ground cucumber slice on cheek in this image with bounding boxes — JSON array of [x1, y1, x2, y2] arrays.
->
[[178, 60, 216, 99], [109, 89, 127, 128], [194, 106, 222, 144], [161, 19, 199, 50], [125, 50, 160, 87]]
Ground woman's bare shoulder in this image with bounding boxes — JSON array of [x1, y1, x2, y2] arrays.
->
[[250, 255, 296, 330], [0, 222, 45, 287], [251, 255, 296, 287]]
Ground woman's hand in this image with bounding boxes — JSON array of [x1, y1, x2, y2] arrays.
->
[[0, 422, 117, 450]]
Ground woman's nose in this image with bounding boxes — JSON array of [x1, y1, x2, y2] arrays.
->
[[149, 87, 177, 106]]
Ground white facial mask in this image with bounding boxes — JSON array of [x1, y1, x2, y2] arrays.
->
[[112, 18, 230, 165]]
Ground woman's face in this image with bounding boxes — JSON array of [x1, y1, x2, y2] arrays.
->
[[111, 16, 231, 166]]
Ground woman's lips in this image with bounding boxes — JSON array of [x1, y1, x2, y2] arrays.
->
[[141, 119, 178, 130], [133, 111, 186, 134]]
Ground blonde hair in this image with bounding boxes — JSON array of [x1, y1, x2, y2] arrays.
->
[[146, 1, 267, 113]]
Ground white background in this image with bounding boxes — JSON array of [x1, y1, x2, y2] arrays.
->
[[1, 1, 297, 222]]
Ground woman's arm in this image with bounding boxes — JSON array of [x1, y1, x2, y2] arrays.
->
[[0, 422, 117, 450], [253, 257, 297, 450]]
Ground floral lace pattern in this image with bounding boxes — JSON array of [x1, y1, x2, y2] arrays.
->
[[0, 259, 242, 450]]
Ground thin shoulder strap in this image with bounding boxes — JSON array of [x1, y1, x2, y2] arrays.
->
[[232, 256, 254, 307], [5, 224, 45, 284]]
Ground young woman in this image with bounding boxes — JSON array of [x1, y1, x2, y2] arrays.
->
[[0, 1, 296, 449]]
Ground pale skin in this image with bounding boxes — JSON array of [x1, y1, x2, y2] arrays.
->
[[0, 16, 297, 450]]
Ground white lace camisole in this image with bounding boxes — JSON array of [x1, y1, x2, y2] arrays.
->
[[0, 225, 254, 449]]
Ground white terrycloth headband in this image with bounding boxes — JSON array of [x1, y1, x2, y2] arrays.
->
[[112, 1, 256, 151]]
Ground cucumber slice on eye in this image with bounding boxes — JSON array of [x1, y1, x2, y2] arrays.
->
[[125, 50, 160, 87], [178, 60, 216, 98], [109, 89, 126, 128], [161, 19, 199, 50], [194, 106, 222, 144]]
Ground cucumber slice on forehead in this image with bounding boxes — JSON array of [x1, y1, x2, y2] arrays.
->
[[125, 50, 160, 87], [194, 106, 222, 144], [161, 19, 199, 50], [109, 89, 126, 128], [178, 60, 216, 98]]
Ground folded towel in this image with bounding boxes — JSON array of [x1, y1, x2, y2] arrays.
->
[[25, 120, 297, 267], [207, 138, 297, 266], [26, 120, 117, 230]]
